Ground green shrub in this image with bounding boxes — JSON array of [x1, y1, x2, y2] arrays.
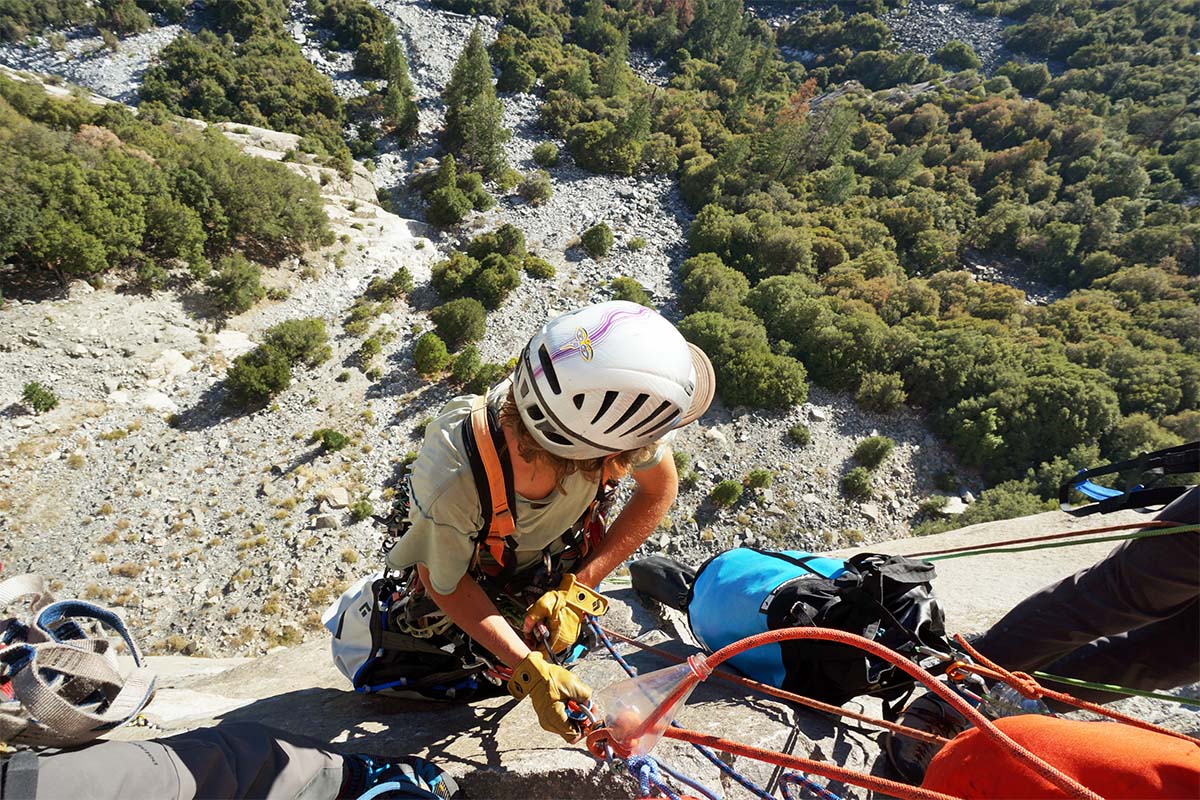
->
[[365, 267, 413, 300], [842, 467, 873, 500], [710, 479, 744, 508], [207, 253, 264, 316], [523, 255, 556, 279], [581, 223, 613, 259], [788, 423, 811, 447], [225, 346, 291, 408], [262, 318, 331, 367], [628, 236, 647, 251], [610, 277, 652, 307], [935, 40, 981, 71], [312, 428, 350, 451], [430, 298, 486, 348], [450, 344, 481, 384], [532, 142, 559, 167], [854, 436, 896, 470], [349, 499, 374, 522], [465, 362, 509, 394], [518, 170, 553, 205], [856, 372, 907, 413], [425, 185, 472, 226], [673, 450, 690, 472], [913, 479, 1055, 537], [413, 332, 451, 376], [22, 382, 58, 414], [355, 336, 382, 366], [745, 469, 773, 490]]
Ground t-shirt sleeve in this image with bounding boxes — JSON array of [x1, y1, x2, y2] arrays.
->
[[385, 510, 478, 595]]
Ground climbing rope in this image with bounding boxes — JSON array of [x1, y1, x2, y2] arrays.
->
[[1030, 672, 1200, 707], [627, 756, 684, 800], [949, 635, 1200, 745], [907, 521, 1195, 561], [587, 617, 784, 800], [596, 625, 949, 748]]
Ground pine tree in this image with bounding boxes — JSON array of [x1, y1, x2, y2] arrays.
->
[[383, 37, 419, 143], [597, 35, 631, 99], [443, 26, 510, 180]]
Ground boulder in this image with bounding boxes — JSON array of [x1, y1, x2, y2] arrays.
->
[[314, 515, 340, 530], [139, 390, 179, 415], [323, 487, 351, 509]]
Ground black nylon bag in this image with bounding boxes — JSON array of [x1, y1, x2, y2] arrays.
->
[[765, 553, 947, 710]]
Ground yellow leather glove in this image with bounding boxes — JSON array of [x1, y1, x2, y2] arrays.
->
[[508, 651, 593, 743], [523, 573, 609, 655]]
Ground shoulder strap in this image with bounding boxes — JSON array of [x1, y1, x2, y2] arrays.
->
[[1059, 441, 1198, 516], [461, 395, 517, 573]]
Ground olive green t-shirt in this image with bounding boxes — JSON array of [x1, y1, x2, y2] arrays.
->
[[385, 380, 669, 595]]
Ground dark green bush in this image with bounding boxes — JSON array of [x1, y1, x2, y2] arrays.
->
[[611, 277, 653, 307], [431, 298, 487, 348], [207, 253, 264, 317], [349, 499, 374, 522], [581, 223, 613, 259], [524, 255, 556, 279], [745, 469, 773, 490], [312, 428, 350, 451], [225, 346, 291, 408], [854, 436, 895, 470], [425, 185, 473, 226], [856, 372, 907, 413], [450, 344, 481, 384], [710, 479, 744, 508], [414, 332, 451, 376], [787, 423, 811, 447], [532, 141, 559, 167], [842, 467, 873, 500], [465, 362, 509, 394], [262, 318, 331, 367], [22, 382, 58, 413]]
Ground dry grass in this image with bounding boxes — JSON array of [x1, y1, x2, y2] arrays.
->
[[109, 563, 144, 578], [97, 502, 114, 515], [97, 531, 118, 545], [91, 552, 108, 563]]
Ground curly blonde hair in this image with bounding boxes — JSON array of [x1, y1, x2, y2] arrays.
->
[[499, 388, 656, 490]]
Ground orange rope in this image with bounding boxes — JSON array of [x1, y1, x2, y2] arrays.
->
[[702, 628, 1101, 800], [662, 726, 963, 800], [598, 626, 950, 746], [951, 635, 1200, 745]]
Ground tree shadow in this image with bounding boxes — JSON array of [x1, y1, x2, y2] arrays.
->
[[169, 382, 240, 432]]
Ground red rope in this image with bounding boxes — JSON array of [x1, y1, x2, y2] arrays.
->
[[598, 625, 950, 746], [702, 629, 1101, 800], [905, 520, 1180, 559], [662, 726, 962, 800], [951, 635, 1200, 745]]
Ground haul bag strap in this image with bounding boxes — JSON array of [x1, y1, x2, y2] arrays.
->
[[463, 395, 516, 569]]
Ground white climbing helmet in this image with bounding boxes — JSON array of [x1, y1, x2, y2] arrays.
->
[[512, 300, 715, 459]]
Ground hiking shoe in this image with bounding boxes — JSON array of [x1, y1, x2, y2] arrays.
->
[[340, 753, 459, 799], [883, 691, 971, 785]]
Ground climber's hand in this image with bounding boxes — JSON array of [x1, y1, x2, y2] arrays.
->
[[523, 574, 608, 655], [508, 651, 593, 743]]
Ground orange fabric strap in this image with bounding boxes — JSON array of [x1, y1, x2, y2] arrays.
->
[[469, 396, 514, 567]]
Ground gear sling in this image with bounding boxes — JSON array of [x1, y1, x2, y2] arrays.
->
[[325, 395, 612, 699]]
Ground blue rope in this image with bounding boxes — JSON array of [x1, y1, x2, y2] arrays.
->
[[627, 755, 684, 800], [588, 618, 844, 800], [780, 772, 842, 800]]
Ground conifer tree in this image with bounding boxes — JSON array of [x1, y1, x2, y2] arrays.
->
[[443, 27, 511, 180], [598, 35, 631, 99], [383, 38, 419, 143]]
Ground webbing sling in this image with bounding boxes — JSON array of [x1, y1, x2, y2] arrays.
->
[[1059, 441, 1198, 516], [461, 395, 517, 577]]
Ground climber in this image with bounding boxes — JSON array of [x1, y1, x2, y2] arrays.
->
[[0, 721, 457, 800], [884, 484, 1200, 784], [383, 300, 715, 741]]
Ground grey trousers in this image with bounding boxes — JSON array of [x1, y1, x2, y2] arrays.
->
[[2, 723, 344, 800], [973, 487, 1200, 705]]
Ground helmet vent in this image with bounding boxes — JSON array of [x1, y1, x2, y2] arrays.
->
[[604, 393, 648, 435], [527, 404, 545, 421], [537, 345, 562, 394], [624, 400, 672, 437], [591, 391, 618, 425], [572, 393, 585, 410], [642, 410, 682, 438], [539, 425, 573, 447]]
